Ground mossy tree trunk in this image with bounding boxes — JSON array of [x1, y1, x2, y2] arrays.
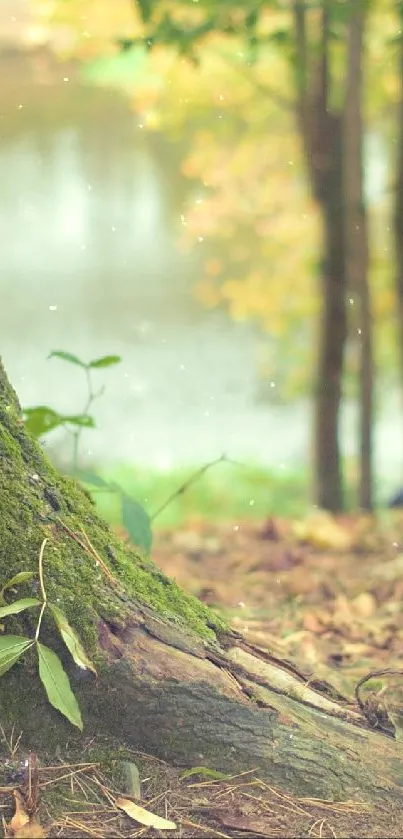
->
[[1, 358, 403, 803]]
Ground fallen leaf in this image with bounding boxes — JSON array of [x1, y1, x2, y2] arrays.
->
[[119, 761, 141, 799], [10, 790, 29, 834], [12, 820, 45, 838], [352, 592, 377, 619], [293, 511, 352, 551], [115, 797, 176, 830]]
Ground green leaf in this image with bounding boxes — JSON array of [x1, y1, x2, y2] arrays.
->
[[1, 571, 35, 595], [48, 603, 97, 674], [23, 406, 65, 438], [180, 766, 231, 781], [88, 355, 122, 369], [0, 598, 40, 619], [0, 636, 33, 676], [63, 413, 96, 429], [121, 493, 152, 554], [77, 470, 110, 489], [48, 351, 87, 367], [37, 642, 83, 731], [82, 47, 152, 91], [137, 0, 153, 22], [119, 760, 141, 799]]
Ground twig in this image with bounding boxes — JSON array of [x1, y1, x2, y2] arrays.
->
[[38, 538, 47, 602], [55, 518, 121, 589], [151, 453, 242, 521], [354, 667, 403, 710], [79, 526, 121, 588], [35, 538, 48, 640]]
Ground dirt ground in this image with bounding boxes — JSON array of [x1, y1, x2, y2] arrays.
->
[[3, 509, 403, 838]]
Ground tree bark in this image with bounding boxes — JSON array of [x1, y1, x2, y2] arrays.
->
[[293, 1, 347, 511], [314, 115, 347, 511], [344, 2, 373, 510], [394, 8, 403, 401], [1, 357, 403, 803]]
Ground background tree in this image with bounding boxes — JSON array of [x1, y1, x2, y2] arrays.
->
[[30, 0, 401, 507], [131, 0, 368, 510], [394, 1, 403, 408], [344, 1, 373, 510]]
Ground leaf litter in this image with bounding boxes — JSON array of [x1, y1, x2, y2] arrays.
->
[[3, 511, 403, 837], [0, 746, 393, 839], [151, 511, 403, 707]]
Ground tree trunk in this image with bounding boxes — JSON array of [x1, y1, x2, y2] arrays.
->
[[1, 358, 403, 803], [294, 1, 347, 510], [344, 2, 373, 510], [394, 10, 403, 399], [314, 116, 347, 511]]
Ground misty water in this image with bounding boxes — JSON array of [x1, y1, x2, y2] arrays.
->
[[0, 79, 401, 490]]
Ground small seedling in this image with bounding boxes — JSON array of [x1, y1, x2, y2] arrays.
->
[[23, 350, 121, 472]]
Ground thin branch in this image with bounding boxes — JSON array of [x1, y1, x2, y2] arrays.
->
[[151, 454, 229, 522], [38, 537, 48, 603]]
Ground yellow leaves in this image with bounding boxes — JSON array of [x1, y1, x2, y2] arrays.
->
[[293, 511, 353, 552], [37, 0, 141, 59]]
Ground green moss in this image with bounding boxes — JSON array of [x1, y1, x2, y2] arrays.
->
[[0, 362, 226, 675]]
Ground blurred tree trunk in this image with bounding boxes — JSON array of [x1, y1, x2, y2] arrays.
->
[[344, 2, 373, 510], [293, 1, 347, 511], [394, 4, 403, 403]]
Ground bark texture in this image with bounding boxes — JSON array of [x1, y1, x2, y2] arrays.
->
[[395, 7, 403, 399], [1, 358, 403, 805], [293, 1, 347, 511], [344, 2, 373, 511]]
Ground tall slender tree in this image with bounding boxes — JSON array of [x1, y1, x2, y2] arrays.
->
[[344, 1, 373, 510], [292, 0, 347, 510], [394, 1, 403, 407]]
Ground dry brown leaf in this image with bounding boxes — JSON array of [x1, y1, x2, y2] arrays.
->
[[10, 790, 30, 835], [303, 612, 325, 634], [293, 512, 352, 551], [115, 797, 177, 830], [12, 821, 45, 839], [352, 592, 377, 619]]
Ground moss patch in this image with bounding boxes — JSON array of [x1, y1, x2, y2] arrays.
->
[[0, 360, 227, 665]]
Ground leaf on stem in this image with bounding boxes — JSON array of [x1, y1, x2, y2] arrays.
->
[[37, 642, 83, 730], [88, 355, 122, 368], [48, 603, 97, 674], [48, 350, 86, 367], [0, 571, 35, 595], [0, 598, 40, 619], [0, 636, 33, 676]]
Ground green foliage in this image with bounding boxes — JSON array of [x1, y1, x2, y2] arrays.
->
[[0, 571, 35, 599], [48, 602, 97, 673], [78, 470, 153, 554], [0, 547, 96, 731], [24, 407, 95, 439], [48, 350, 88, 368], [0, 598, 41, 619], [0, 636, 33, 677], [121, 492, 153, 554], [37, 641, 83, 731], [22, 350, 122, 471], [88, 355, 122, 368]]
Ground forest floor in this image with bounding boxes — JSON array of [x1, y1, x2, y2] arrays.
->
[[2, 509, 403, 838]]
